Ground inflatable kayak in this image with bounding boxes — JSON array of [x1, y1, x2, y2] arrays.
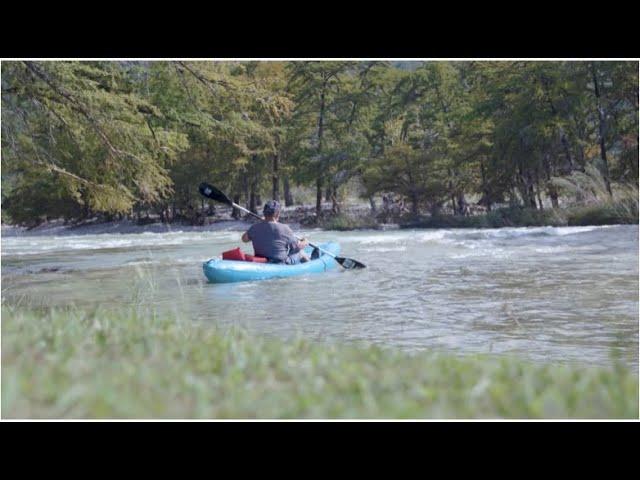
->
[[203, 242, 341, 283]]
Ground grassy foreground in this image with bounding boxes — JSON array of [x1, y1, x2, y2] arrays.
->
[[2, 306, 638, 419]]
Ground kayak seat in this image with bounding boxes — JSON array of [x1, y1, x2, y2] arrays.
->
[[245, 254, 267, 263]]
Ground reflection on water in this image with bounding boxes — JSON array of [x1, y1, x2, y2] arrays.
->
[[2, 224, 638, 370]]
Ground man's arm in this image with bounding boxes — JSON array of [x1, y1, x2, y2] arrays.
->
[[285, 226, 308, 251], [241, 231, 251, 243]]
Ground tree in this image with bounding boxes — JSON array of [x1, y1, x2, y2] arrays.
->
[[1, 61, 188, 225], [286, 61, 354, 218]]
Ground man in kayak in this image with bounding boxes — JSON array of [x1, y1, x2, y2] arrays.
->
[[241, 200, 314, 264]]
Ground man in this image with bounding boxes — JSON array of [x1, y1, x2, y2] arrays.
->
[[242, 200, 313, 264]]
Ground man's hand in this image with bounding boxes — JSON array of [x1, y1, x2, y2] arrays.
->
[[241, 232, 250, 243]]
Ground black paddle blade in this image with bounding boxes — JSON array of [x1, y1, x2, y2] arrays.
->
[[199, 182, 233, 206], [336, 256, 366, 269]]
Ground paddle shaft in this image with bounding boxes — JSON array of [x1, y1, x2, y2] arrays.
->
[[230, 201, 338, 260]]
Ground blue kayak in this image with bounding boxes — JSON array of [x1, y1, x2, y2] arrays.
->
[[203, 242, 341, 283]]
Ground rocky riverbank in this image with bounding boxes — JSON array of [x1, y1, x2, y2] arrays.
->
[[2, 198, 637, 239], [0, 202, 376, 237]]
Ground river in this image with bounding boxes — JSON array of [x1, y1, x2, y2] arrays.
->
[[2, 223, 638, 370]]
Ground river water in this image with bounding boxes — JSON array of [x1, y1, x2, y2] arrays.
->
[[2, 224, 638, 370]]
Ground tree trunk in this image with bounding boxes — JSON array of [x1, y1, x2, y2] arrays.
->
[[331, 186, 340, 214], [369, 195, 377, 213], [518, 164, 537, 209], [82, 190, 91, 219], [249, 189, 257, 214], [456, 192, 468, 216], [316, 81, 326, 219], [560, 130, 575, 172], [448, 168, 457, 215], [535, 178, 544, 210], [480, 158, 492, 211], [591, 62, 613, 196], [232, 194, 242, 219], [571, 114, 588, 168], [543, 153, 560, 208], [283, 177, 293, 206], [272, 153, 280, 201], [528, 183, 537, 209], [549, 187, 559, 208], [249, 172, 258, 214], [540, 74, 576, 175], [537, 190, 544, 210], [411, 191, 419, 215], [316, 176, 323, 219], [242, 174, 249, 210]]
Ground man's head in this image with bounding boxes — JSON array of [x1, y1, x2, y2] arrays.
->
[[263, 200, 281, 220]]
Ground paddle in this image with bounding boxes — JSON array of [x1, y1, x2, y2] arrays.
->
[[199, 182, 366, 269]]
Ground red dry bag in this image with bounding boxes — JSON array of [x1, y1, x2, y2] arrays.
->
[[221, 247, 246, 261]]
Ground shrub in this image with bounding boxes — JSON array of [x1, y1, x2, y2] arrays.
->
[[319, 213, 379, 231]]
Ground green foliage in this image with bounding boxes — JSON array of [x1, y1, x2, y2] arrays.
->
[[567, 197, 639, 226], [2, 61, 638, 225], [1, 61, 187, 222], [549, 163, 639, 225], [2, 305, 637, 419]]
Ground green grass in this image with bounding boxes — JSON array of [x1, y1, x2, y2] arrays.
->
[[2, 305, 637, 419]]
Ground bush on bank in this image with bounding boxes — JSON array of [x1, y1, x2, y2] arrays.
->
[[400, 203, 638, 230]]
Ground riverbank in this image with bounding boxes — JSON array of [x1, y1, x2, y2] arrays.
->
[[2, 199, 637, 238], [399, 202, 639, 230], [2, 306, 637, 419], [0, 218, 259, 238]]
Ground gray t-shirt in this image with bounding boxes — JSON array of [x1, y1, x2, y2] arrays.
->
[[247, 221, 299, 262]]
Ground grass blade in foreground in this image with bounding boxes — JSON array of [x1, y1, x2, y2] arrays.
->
[[2, 306, 637, 419]]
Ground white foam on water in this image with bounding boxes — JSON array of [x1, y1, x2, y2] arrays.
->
[[1, 230, 241, 256], [338, 233, 412, 245], [361, 246, 408, 253], [547, 225, 615, 236], [415, 231, 448, 242], [449, 252, 479, 259], [2, 223, 627, 257], [532, 245, 604, 254], [339, 226, 617, 249], [470, 225, 613, 239]]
